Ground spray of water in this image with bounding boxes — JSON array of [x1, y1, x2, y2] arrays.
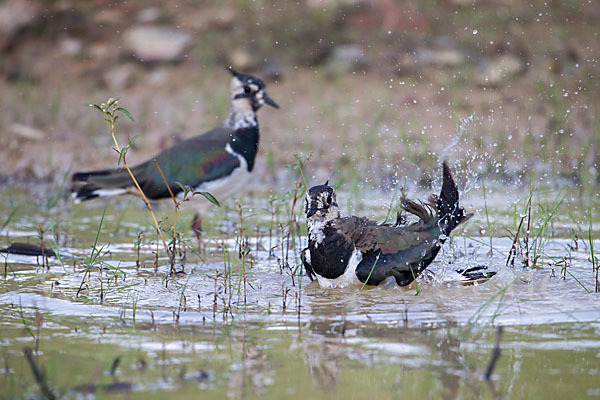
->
[[437, 114, 496, 196]]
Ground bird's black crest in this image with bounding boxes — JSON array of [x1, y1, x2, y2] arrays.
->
[[227, 67, 266, 89], [307, 184, 334, 197], [227, 67, 241, 77]]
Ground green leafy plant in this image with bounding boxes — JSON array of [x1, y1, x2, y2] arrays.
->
[[87, 98, 172, 261]]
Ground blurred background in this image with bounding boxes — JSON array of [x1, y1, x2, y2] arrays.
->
[[1, 0, 598, 192]]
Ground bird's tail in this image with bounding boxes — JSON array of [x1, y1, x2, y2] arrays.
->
[[71, 168, 133, 202], [431, 161, 472, 236]]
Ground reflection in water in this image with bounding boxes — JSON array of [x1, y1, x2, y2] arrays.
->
[[304, 341, 343, 390], [302, 301, 506, 399], [227, 344, 275, 399], [302, 322, 507, 399], [434, 333, 462, 400]]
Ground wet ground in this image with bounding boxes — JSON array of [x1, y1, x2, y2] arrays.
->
[[1, 185, 599, 399]]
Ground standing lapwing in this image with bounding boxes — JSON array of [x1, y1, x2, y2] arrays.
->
[[304, 162, 480, 288], [71, 69, 278, 205]]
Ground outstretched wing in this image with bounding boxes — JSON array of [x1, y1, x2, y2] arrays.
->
[[334, 199, 439, 255], [370, 199, 439, 254], [335, 200, 443, 286]]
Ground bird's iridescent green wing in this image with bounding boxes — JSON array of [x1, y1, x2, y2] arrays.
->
[[335, 200, 441, 255], [135, 126, 241, 199]]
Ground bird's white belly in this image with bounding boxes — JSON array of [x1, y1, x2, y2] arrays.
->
[[316, 247, 363, 289], [194, 164, 251, 200]]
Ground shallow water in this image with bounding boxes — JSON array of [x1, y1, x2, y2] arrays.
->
[[1, 185, 599, 399]]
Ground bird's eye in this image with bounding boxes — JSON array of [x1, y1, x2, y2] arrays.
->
[[326, 194, 332, 204], [244, 86, 251, 94]]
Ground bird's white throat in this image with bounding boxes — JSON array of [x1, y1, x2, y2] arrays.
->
[[307, 219, 327, 248], [307, 206, 340, 248], [226, 108, 257, 129]]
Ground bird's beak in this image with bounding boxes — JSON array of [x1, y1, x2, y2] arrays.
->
[[306, 205, 317, 219], [264, 94, 279, 109]]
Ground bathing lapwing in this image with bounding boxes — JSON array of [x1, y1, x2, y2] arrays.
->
[[303, 162, 475, 288], [71, 69, 278, 205]]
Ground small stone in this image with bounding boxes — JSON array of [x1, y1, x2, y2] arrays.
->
[[146, 68, 170, 86], [102, 64, 139, 92], [445, 0, 474, 6], [0, 1, 39, 48], [394, 53, 418, 76], [228, 48, 258, 71], [123, 26, 191, 63], [177, 7, 235, 31], [325, 45, 368, 75], [136, 7, 161, 24], [417, 48, 464, 68], [59, 38, 83, 56], [0, 1, 37, 36], [11, 123, 45, 141], [93, 8, 124, 25], [476, 53, 524, 87]]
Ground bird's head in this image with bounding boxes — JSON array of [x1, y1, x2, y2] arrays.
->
[[305, 183, 340, 222], [228, 68, 279, 112]]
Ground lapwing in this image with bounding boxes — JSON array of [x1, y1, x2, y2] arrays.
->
[[303, 162, 476, 288], [71, 69, 278, 205]]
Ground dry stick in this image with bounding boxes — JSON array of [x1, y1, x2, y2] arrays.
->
[[279, 223, 285, 273], [255, 225, 260, 254], [289, 153, 311, 262], [506, 216, 526, 267], [591, 258, 598, 292], [37, 225, 47, 270], [589, 212, 599, 293], [99, 260, 103, 304], [483, 326, 504, 381], [108, 356, 121, 377], [268, 196, 275, 258], [236, 201, 247, 306], [292, 153, 311, 318], [222, 241, 228, 295], [153, 159, 180, 274], [241, 241, 248, 306], [135, 232, 142, 270], [107, 121, 171, 262], [213, 270, 218, 319], [524, 192, 533, 268], [24, 347, 56, 400]]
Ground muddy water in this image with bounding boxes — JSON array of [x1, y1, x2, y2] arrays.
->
[[1, 186, 599, 399]]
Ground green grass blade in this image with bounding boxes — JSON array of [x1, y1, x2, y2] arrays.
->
[[193, 191, 221, 208], [1, 206, 19, 232], [76, 206, 107, 298], [360, 252, 380, 290], [116, 107, 135, 122]]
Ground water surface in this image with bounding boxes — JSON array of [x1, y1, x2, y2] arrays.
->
[[1, 185, 599, 399]]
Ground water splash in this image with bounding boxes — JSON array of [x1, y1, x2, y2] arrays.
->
[[437, 114, 496, 196]]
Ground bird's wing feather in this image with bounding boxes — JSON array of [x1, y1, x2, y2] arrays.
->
[[135, 126, 241, 199], [335, 199, 440, 255], [334, 216, 380, 252]]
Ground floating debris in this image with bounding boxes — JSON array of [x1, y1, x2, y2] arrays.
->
[[0, 242, 57, 258]]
